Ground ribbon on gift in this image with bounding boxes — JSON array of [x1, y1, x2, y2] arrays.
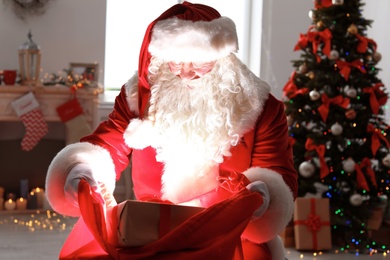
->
[[317, 93, 350, 122], [294, 28, 332, 63], [356, 34, 377, 53], [367, 124, 390, 156], [355, 158, 376, 191], [336, 59, 366, 81], [294, 198, 330, 250], [305, 138, 329, 179], [363, 83, 388, 114]]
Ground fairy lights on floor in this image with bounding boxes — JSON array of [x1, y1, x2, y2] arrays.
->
[[286, 249, 390, 258], [0, 210, 76, 232]]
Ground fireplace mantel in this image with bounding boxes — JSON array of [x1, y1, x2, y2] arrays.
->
[[0, 84, 103, 127]]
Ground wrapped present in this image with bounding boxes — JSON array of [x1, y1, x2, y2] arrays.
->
[[368, 223, 390, 246], [280, 221, 295, 247], [293, 198, 332, 250], [116, 200, 204, 247]]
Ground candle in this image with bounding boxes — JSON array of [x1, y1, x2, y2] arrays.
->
[[4, 199, 16, 210], [16, 197, 27, 210], [32, 187, 45, 208], [0, 186, 4, 198], [0, 198, 4, 210]]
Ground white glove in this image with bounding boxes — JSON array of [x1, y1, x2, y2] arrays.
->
[[64, 163, 100, 207], [246, 181, 270, 219]]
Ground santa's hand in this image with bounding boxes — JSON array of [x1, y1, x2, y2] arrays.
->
[[246, 181, 270, 219], [64, 163, 102, 207]]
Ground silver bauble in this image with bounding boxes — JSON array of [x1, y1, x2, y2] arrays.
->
[[382, 153, 390, 167], [350, 193, 363, 206], [299, 161, 315, 178], [330, 122, 343, 136], [309, 90, 321, 101], [332, 0, 344, 5], [342, 157, 356, 172]]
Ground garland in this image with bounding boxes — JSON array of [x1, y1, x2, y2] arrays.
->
[[3, 0, 52, 20]]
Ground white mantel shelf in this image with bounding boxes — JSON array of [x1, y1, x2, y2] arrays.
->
[[0, 84, 104, 127]]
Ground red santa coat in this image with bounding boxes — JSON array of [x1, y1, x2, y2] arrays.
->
[[46, 66, 297, 258]]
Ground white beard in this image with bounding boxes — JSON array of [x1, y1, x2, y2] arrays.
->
[[125, 55, 267, 204]]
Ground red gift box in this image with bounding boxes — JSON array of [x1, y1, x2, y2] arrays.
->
[[293, 198, 332, 250], [116, 200, 204, 247]]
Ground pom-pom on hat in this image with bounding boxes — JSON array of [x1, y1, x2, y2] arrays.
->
[[137, 1, 238, 118]]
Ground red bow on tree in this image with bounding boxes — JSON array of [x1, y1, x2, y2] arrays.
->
[[317, 94, 350, 122], [355, 157, 377, 191], [336, 59, 366, 81], [295, 28, 332, 63], [362, 83, 387, 115], [356, 34, 377, 53], [367, 124, 390, 156], [314, 0, 332, 9], [305, 138, 329, 179]]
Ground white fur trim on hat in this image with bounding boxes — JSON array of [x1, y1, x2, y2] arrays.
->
[[149, 16, 238, 62]]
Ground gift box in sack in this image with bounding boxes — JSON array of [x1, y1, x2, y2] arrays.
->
[[116, 200, 204, 247], [293, 197, 332, 250]]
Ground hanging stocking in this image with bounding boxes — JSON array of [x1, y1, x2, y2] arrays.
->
[[56, 98, 92, 144], [11, 92, 49, 151]]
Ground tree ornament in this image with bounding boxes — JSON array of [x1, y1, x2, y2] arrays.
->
[[347, 24, 358, 35], [309, 90, 321, 101], [317, 21, 325, 29], [382, 153, 390, 167], [373, 52, 382, 63], [307, 71, 315, 80], [344, 86, 357, 98], [329, 50, 339, 60], [345, 109, 356, 120], [350, 194, 363, 206], [365, 54, 372, 62], [286, 115, 294, 126], [308, 10, 316, 20], [299, 161, 315, 178], [332, 0, 344, 5], [298, 63, 309, 74], [336, 181, 351, 192], [342, 157, 356, 172], [331, 122, 343, 135]]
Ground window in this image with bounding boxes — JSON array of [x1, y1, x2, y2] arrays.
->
[[104, 0, 262, 91]]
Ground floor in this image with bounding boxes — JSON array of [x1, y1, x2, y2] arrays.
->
[[0, 210, 388, 260]]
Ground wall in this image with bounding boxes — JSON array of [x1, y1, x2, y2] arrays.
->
[[0, 0, 388, 109], [0, 0, 106, 85]]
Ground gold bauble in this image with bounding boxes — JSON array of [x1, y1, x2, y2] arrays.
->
[[307, 71, 315, 79], [317, 21, 324, 29], [347, 24, 358, 35]]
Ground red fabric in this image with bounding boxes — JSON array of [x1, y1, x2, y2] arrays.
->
[[59, 180, 264, 259], [57, 98, 84, 122], [137, 1, 221, 118]]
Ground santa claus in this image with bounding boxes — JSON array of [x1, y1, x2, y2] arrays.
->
[[45, 2, 297, 259]]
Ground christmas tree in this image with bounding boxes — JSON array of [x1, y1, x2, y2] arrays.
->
[[284, 0, 390, 253]]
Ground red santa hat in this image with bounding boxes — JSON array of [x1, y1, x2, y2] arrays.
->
[[137, 1, 239, 118]]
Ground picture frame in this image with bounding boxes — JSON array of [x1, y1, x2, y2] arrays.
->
[[69, 62, 98, 87]]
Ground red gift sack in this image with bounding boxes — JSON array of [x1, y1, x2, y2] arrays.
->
[[59, 179, 263, 259]]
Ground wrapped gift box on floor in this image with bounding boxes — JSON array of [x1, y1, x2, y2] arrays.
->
[[294, 197, 332, 250], [280, 221, 295, 247], [117, 200, 204, 247]]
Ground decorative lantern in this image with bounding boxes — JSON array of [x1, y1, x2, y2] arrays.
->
[[18, 30, 41, 85]]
